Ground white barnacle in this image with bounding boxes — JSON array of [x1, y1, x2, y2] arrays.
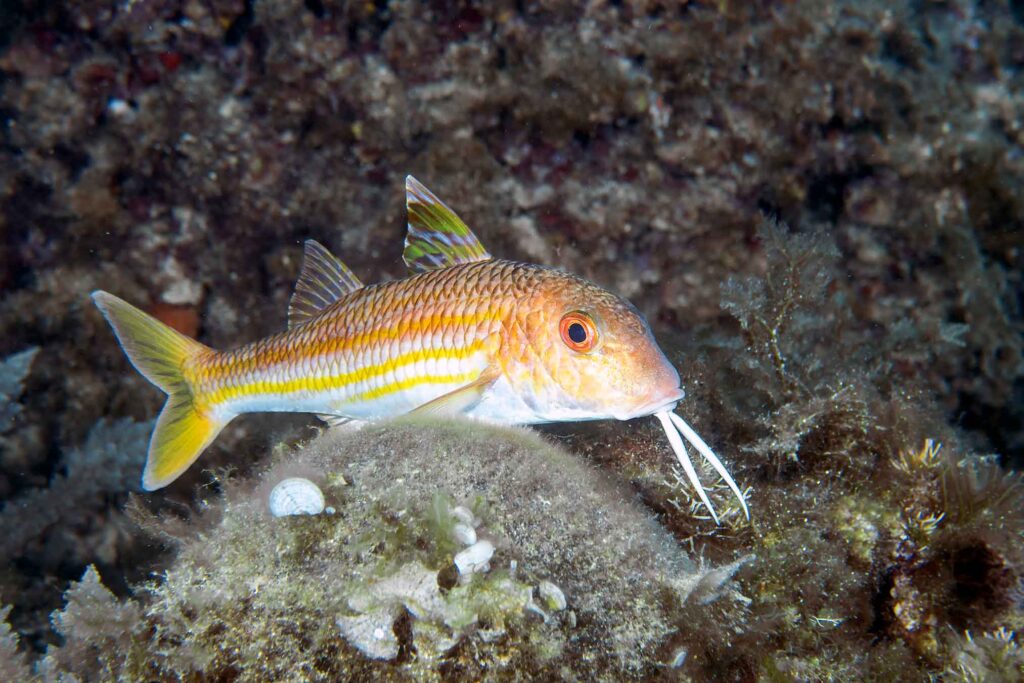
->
[[454, 540, 494, 576], [269, 477, 325, 517], [655, 410, 750, 524]]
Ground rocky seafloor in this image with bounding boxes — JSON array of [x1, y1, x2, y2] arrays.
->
[[1, 0, 1022, 679]]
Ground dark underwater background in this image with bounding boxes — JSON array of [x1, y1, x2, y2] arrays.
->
[[1, 1, 1022, 680]]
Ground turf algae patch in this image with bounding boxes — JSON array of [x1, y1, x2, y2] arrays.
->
[[295, 417, 747, 675]]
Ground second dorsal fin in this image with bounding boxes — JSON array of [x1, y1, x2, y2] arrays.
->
[[287, 240, 363, 329], [403, 176, 492, 273]]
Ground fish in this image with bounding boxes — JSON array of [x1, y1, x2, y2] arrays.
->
[[92, 176, 749, 522]]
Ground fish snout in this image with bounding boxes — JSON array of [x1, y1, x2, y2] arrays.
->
[[615, 385, 686, 420], [609, 350, 686, 420]]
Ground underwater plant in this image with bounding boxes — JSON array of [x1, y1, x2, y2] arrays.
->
[[0, 606, 31, 681], [0, 418, 152, 562], [0, 347, 37, 437]]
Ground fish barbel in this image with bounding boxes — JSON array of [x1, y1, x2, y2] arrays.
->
[[92, 177, 748, 522]]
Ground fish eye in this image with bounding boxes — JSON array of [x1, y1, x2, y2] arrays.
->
[[559, 312, 598, 353]]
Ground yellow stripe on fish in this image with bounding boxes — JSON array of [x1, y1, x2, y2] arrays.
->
[[92, 176, 749, 524], [199, 340, 490, 408]]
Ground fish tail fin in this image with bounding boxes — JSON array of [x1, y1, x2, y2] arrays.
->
[[144, 391, 225, 490], [91, 291, 227, 490]]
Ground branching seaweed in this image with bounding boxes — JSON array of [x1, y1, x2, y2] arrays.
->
[[717, 219, 880, 477], [0, 347, 38, 436], [946, 628, 1024, 682], [0, 606, 32, 682], [0, 418, 152, 562], [721, 219, 840, 403]]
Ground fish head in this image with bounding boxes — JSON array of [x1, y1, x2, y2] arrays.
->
[[509, 269, 684, 422], [500, 267, 750, 525]]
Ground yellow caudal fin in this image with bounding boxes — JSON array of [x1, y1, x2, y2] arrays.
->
[[91, 291, 227, 490], [144, 392, 223, 490]]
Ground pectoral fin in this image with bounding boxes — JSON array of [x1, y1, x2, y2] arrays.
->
[[410, 368, 499, 417]]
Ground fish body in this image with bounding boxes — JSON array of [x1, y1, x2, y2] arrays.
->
[[93, 177, 747, 522], [191, 259, 680, 427]]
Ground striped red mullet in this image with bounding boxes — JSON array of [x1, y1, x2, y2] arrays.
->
[[93, 177, 749, 523]]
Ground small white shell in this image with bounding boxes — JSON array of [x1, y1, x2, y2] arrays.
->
[[538, 580, 567, 611], [454, 540, 494, 576], [452, 523, 477, 546], [451, 505, 477, 527], [669, 647, 688, 668], [269, 477, 325, 517]]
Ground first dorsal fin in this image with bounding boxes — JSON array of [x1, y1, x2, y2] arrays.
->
[[403, 175, 492, 273], [288, 240, 363, 329]]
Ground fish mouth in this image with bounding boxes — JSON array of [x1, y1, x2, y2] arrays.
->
[[615, 387, 686, 420]]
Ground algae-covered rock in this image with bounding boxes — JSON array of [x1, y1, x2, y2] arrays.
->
[[294, 417, 740, 674], [35, 418, 748, 680]]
